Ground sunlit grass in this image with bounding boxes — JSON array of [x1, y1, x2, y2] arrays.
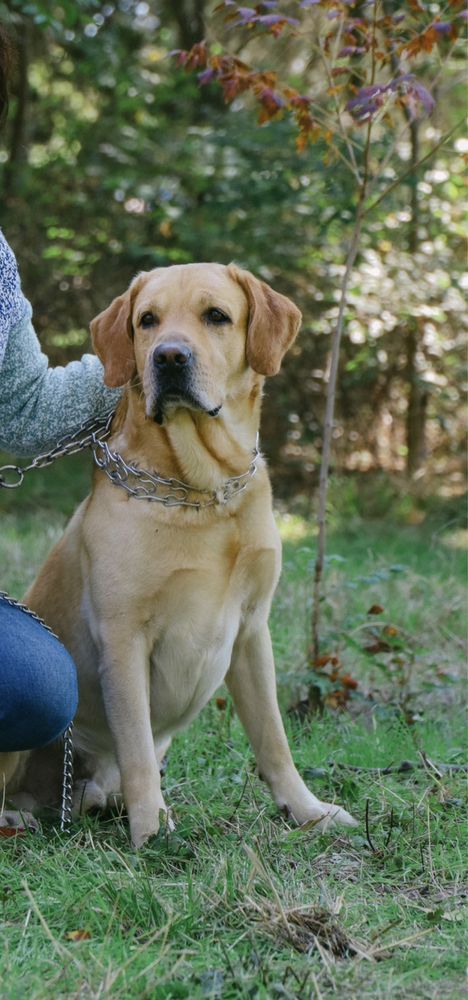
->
[[276, 512, 317, 542], [441, 528, 468, 551]]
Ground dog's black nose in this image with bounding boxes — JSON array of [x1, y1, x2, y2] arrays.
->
[[153, 342, 192, 370]]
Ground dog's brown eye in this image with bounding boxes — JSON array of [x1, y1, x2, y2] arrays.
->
[[140, 312, 157, 328], [204, 308, 231, 326]]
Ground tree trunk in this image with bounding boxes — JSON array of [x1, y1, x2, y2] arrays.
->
[[163, 0, 207, 50], [382, 2, 427, 478], [3, 21, 29, 200], [405, 319, 428, 476], [405, 120, 427, 477]]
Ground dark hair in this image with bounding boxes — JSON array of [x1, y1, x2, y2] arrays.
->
[[0, 24, 13, 127]]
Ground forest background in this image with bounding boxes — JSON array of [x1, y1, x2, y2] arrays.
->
[[0, 0, 465, 500]]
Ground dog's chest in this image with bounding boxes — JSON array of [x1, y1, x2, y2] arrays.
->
[[81, 494, 280, 742], [146, 549, 248, 736], [148, 616, 237, 738]]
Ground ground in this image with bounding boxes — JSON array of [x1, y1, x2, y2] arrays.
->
[[0, 455, 466, 999]]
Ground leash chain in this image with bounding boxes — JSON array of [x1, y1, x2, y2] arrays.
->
[[0, 591, 74, 832], [60, 723, 74, 833], [0, 410, 114, 488]]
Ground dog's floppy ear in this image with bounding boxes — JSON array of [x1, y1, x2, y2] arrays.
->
[[90, 291, 136, 388], [229, 265, 302, 376]]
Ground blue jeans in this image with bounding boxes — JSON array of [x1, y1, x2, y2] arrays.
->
[[0, 596, 78, 752]]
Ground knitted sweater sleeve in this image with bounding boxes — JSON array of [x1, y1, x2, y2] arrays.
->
[[0, 233, 122, 457]]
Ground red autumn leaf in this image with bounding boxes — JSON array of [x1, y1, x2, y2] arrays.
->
[[219, 73, 248, 102], [181, 41, 208, 71], [403, 25, 445, 57], [365, 640, 392, 654], [341, 673, 358, 690], [295, 133, 307, 153], [254, 70, 278, 89], [326, 688, 350, 709], [66, 929, 92, 941], [256, 14, 300, 37], [368, 604, 384, 615], [0, 827, 26, 838], [257, 87, 285, 123], [314, 654, 332, 668], [216, 697, 227, 710], [285, 91, 310, 109]]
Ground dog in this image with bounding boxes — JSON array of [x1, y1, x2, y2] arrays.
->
[[7, 263, 356, 846]]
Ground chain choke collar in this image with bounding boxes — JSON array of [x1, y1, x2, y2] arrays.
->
[[91, 429, 260, 509]]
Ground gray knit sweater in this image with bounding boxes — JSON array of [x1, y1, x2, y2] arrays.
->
[[0, 231, 122, 456]]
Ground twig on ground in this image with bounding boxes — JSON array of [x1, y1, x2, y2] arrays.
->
[[313, 760, 468, 777], [227, 771, 250, 822], [418, 751, 443, 783], [370, 926, 434, 957], [385, 808, 395, 849], [365, 799, 377, 854], [370, 917, 402, 943]]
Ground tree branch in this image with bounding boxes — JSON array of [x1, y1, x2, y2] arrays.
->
[[311, 0, 379, 661], [364, 118, 464, 218]]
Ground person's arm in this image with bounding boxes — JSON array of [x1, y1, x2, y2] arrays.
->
[[0, 302, 122, 456], [0, 231, 122, 456]]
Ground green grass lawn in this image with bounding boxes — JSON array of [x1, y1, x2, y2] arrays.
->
[[0, 455, 466, 999]]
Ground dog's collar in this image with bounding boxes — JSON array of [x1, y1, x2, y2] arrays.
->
[[91, 434, 260, 509]]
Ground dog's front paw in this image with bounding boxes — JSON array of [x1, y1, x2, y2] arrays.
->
[[301, 799, 358, 831], [0, 809, 39, 833], [279, 785, 358, 831], [130, 803, 174, 849], [72, 778, 108, 816]]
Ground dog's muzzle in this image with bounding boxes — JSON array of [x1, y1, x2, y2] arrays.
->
[[151, 340, 220, 424], [152, 341, 194, 414]]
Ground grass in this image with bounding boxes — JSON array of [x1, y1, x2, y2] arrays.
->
[[0, 454, 467, 999]]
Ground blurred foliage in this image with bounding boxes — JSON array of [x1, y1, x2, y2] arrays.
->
[[0, 0, 465, 495]]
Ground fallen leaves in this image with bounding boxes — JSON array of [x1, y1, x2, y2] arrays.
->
[[65, 929, 92, 942], [249, 895, 361, 957]]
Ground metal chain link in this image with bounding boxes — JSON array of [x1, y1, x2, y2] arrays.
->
[[0, 410, 114, 488], [0, 589, 59, 635], [60, 723, 74, 833]]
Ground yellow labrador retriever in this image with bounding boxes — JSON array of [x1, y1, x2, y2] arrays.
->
[[10, 263, 356, 846]]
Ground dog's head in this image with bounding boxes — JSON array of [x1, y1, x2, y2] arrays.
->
[[91, 263, 301, 424]]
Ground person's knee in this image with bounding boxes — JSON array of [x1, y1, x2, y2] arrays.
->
[[27, 645, 78, 746], [0, 632, 78, 751]]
